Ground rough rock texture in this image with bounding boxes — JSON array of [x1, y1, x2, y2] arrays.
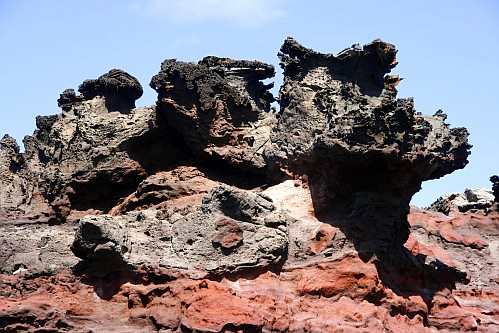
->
[[0, 135, 25, 217], [59, 69, 144, 112], [1, 69, 189, 224], [491, 175, 499, 202], [430, 188, 495, 215], [1, 38, 497, 332], [265, 37, 471, 256], [150, 57, 278, 173], [70, 185, 288, 277]]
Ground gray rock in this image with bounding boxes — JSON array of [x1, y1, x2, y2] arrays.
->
[[71, 186, 289, 276], [0, 135, 25, 215], [0, 222, 78, 275], [1, 83, 187, 222], [77, 69, 143, 111], [171, 185, 288, 274], [430, 188, 495, 214], [150, 57, 277, 173], [264, 37, 472, 255], [71, 215, 131, 260]]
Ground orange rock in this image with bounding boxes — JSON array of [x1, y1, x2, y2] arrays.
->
[[295, 256, 380, 299], [309, 223, 338, 254], [182, 293, 264, 332]]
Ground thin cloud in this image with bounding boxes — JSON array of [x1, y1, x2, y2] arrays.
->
[[140, 0, 286, 28]]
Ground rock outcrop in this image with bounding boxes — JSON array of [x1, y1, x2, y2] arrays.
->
[[70, 185, 289, 277], [1, 38, 497, 333], [150, 57, 277, 173], [266, 37, 471, 256], [430, 188, 495, 214], [59, 69, 144, 112], [1, 69, 189, 224], [491, 175, 499, 202]]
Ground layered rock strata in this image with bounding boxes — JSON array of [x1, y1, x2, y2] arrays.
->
[[1, 38, 496, 333]]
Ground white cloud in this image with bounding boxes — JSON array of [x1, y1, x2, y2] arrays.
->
[[140, 0, 285, 28]]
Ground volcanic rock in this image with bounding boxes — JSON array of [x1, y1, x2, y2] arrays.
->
[[78, 69, 143, 111], [57, 88, 84, 112], [72, 186, 289, 277], [0, 222, 78, 276], [109, 166, 220, 215], [0, 135, 25, 217], [150, 56, 277, 173], [265, 37, 471, 256], [491, 175, 499, 202], [1, 38, 497, 333], [0, 69, 191, 223], [430, 188, 495, 214]]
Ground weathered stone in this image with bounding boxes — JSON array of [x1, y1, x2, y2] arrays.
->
[[265, 37, 471, 255], [430, 188, 495, 214], [0, 222, 78, 276], [1, 82, 188, 222], [109, 166, 219, 215], [57, 88, 84, 112], [1, 38, 497, 333], [78, 69, 143, 111], [71, 215, 131, 261], [150, 57, 277, 173], [0, 135, 25, 216], [491, 175, 499, 202], [212, 216, 244, 249], [71, 186, 289, 276]]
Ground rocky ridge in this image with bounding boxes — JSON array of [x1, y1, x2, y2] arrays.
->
[[0, 38, 497, 332]]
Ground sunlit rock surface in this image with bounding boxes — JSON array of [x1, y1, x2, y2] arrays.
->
[[1, 38, 497, 333]]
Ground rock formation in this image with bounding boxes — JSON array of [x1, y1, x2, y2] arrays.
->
[[59, 69, 144, 112], [491, 175, 499, 202], [430, 188, 495, 214], [150, 57, 277, 173], [1, 38, 497, 333], [266, 37, 471, 256], [1, 69, 189, 224]]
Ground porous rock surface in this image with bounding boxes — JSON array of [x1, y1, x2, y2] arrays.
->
[[150, 57, 277, 172], [1, 38, 497, 333], [265, 37, 471, 256]]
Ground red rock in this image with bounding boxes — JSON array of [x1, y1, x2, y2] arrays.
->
[[212, 216, 244, 249], [182, 293, 264, 332], [309, 223, 338, 254], [110, 166, 219, 215], [295, 256, 380, 299], [1, 38, 497, 333]]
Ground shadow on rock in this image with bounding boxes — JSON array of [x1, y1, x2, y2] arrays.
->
[[310, 176, 469, 307], [72, 252, 138, 300], [70, 216, 139, 300], [264, 37, 472, 306], [374, 246, 469, 307]]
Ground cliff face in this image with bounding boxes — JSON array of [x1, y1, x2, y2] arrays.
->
[[0, 38, 497, 333]]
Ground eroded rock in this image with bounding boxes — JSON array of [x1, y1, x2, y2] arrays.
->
[[150, 57, 278, 173], [265, 37, 471, 255], [0, 70, 190, 223], [491, 175, 499, 202], [71, 186, 289, 276], [78, 69, 143, 111], [430, 188, 495, 214], [1, 38, 496, 333], [0, 135, 25, 216]]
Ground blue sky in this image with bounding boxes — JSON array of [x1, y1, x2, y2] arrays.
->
[[0, 0, 498, 206]]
